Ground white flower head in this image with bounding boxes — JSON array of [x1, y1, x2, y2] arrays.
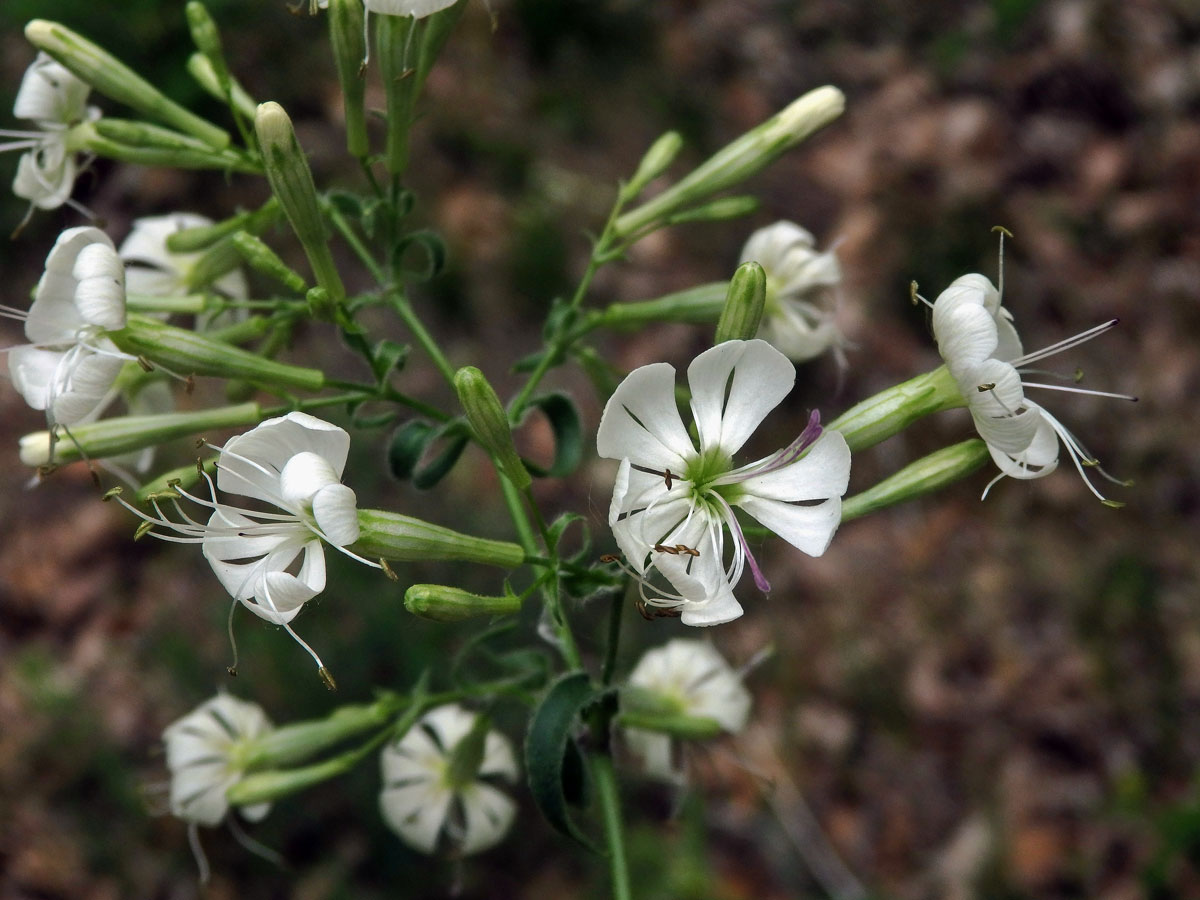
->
[[119, 212, 248, 301], [116, 412, 378, 676], [738, 221, 847, 364], [624, 638, 751, 780], [926, 242, 1135, 504], [5, 226, 130, 428], [379, 704, 519, 855], [597, 339, 851, 626], [2, 52, 99, 211], [162, 693, 273, 828]]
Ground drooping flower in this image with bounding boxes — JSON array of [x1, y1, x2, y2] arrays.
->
[[596, 339, 851, 626], [5, 226, 130, 429], [738, 221, 847, 364], [119, 212, 248, 301], [928, 270, 1134, 504], [162, 693, 273, 828], [1, 52, 98, 211], [379, 704, 518, 855], [115, 412, 377, 673], [623, 638, 751, 781]]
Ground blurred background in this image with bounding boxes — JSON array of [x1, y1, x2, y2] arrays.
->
[[1, 1, 1198, 897]]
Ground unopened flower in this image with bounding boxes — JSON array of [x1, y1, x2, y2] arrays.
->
[[623, 639, 751, 781], [597, 339, 851, 626], [115, 412, 378, 674], [738, 221, 846, 364], [5, 226, 130, 428], [119, 212, 248, 300], [928, 269, 1134, 504], [1, 52, 97, 211], [163, 693, 273, 827], [379, 704, 518, 855]]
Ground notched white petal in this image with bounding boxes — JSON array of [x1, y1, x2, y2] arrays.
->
[[311, 483, 361, 546]]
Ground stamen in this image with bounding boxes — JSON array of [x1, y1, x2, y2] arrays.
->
[[1020, 381, 1138, 402], [226, 597, 240, 677], [1011, 319, 1119, 368], [187, 822, 211, 884]]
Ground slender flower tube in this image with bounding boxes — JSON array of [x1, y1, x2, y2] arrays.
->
[[621, 639, 751, 781], [738, 220, 847, 364], [926, 270, 1135, 504], [119, 212, 247, 301], [1, 52, 98, 211], [4, 226, 132, 428], [596, 339, 851, 626], [379, 704, 519, 855]]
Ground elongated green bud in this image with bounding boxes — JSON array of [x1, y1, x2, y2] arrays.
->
[[21, 402, 261, 467], [664, 195, 759, 226], [166, 198, 281, 253], [445, 713, 490, 789], [230, 232, 308, 292], [185, 3, 232, 100], [616, 710, 723, 740], [327, 0, 368, 158], [827, 365, 963, 453], [111, 316, 325, 392], [25, 19, 230, 149], [613, 85, 844, 241], [623, 131, 683, 202], [841, 439, 990, 522], [453, 366, 531, 491], [93, 118, 215, 152], [404, 584, 522, 622], [125, 294, 206, 315], [715, 261, 766, 344], [77, 121, 259, 173], [375, 13, 418, 176], [244, 700, 395, 769], [600, 282, 728, 329], [226, 755, 353, 807], [186, 52, 257, 122], [254, 102, 345, 304], [353, 509, 525, 568], [185, 237, 242, 292]]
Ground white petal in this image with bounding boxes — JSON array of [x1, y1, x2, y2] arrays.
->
[[737, 430, 851, 502], [934, 300, 999, 376], [596, 362, 695, 470], [170, 765, 233, 826], [239, 801, 271, 822], [652, 516, 744, 625], [480, 731, 519, 781], [8, 345, 61, 411], [420, 704, 476, 752], [987, 405, 1059, 480], [379, 780, 453, 853], [216, 413, 351, 503], [279, 450, 343, 506], [311, 483, 361, 546], [687, 340, 794, 456], [738, 221, 815, 270], [611, 490, 691, 576], [366, 0, 459, 15], [961, 359, 1039, 454], [14, 54, 91, 125], [458, 782, 517, 854], [13, 143, 75, 211], [993, 307, 1024, 362], [623, 729, 678, 781], [49, 349, 125, 425], [737, 494, 843, 557], [629, 639, 751, 732], [758, 300, 844, 363], [27, 227, 118, 342], [72, 242, 126, 330]]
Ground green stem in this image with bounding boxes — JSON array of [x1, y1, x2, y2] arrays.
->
[[499, 475, 538, 557], [328, 205, 386, 284], [324, 377, 451, 421], [389, 291, 457, 387], [601, 584, 625, 687], [591, 753, 633, 900]]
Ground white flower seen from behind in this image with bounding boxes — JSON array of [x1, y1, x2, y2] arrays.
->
[[379, 704, 519, 855], [119, 212, 248, 302], [597, 339, 851, 626], [739, 221, 847, 364]]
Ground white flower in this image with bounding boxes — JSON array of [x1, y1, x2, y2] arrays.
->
[[119, 212, 248, 301], [314, 0, 459, 15], [623, 639, 751, 781], [596, 339, 851, 626], [117, 412, 377, 673], [5, 226, 129, 428], [929, 272, 1133, 504], [1, 53, 98, 211], [379, 704, 518, 855], [738, 221, 847, 364], [162, 693, 273, 827]]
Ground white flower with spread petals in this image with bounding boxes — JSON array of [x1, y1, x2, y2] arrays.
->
[[597, 339, 851, 626], [738, 221, 847, 364], [117, 413, 379, 673], [380, 704, 518, 855], [119, 212, 248, 301], [1, 53, 98, 211], [163, 693, 273, 828], [623, 639, 751, 781], [928, 269, 1135, 504], [4, 226, 131, 428]]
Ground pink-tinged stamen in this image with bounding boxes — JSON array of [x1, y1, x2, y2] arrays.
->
[[715, 494, 770, 593]]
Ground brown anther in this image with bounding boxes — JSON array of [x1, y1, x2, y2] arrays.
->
[[226, 666, 238, 677], [600, 554, 620, 563], [910, 280, 920, 305], [675, 544, 700, 557], [195, 458, 205, 476], [136, 355, 154, 373], [653, 543, 680, 555], [380, 558, 398, 582], [36, 464, 58, 479], [184, 375, 196, 395], [977, 382, 996, 392], [663, 469, 675, 490]]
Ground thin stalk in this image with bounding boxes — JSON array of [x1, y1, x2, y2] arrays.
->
[[324, 377, 451, 421], [600, 583, 625, 686], [328, 205, 386, 285], [389, 291, 457, 387], [591, 753, 633, 900]]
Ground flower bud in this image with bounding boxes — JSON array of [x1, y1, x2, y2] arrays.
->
[[111, 315, 325, 392], [165, 198, 281, 253], [26, 19, 230, 149], [613, 85, 844, 241], [840, 438, 990, 522], [327, 0, 368, 157], [453, 366, 532, 491], [79, 120, 258, 173], [617, 709, 724, 741], [230, 231, 308, 292], [20, 402, 261, 467], [185, 2, 231, 98], [375, 13, 418, 176], [404, 584, 522, 622], [826, 365, 963, 453], [622, 131, 683, 201], [244, 700, 394, 769], [663, 194, 759, 226], [715, 261, 766, 344], [600, 282, 728, 329], [255, 101, 345, 304], [354, 508, 525, 568]]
